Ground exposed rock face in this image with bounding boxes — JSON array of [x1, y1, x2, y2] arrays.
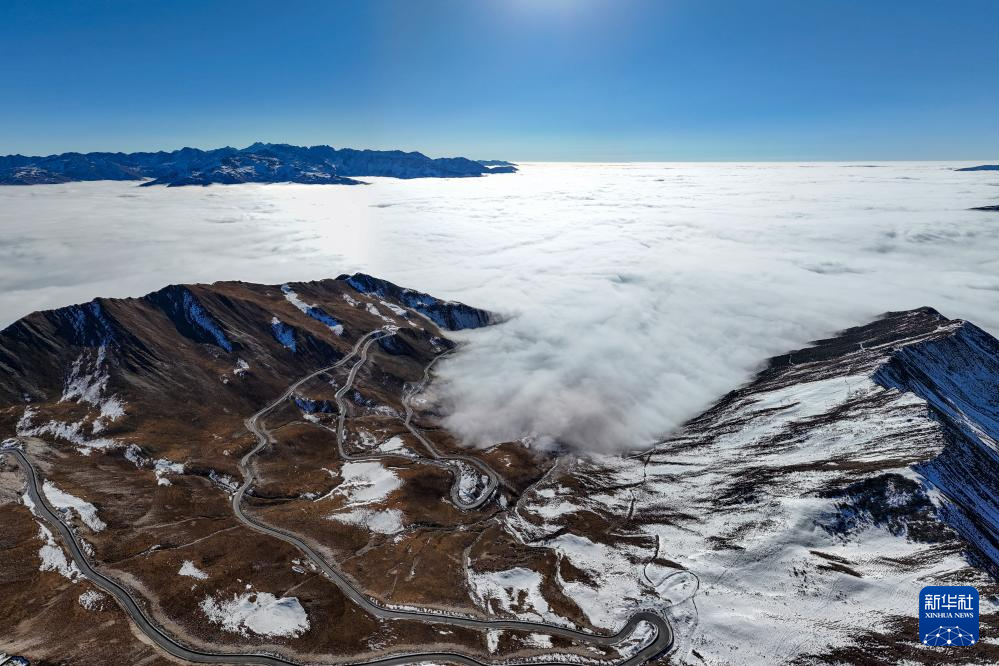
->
[[873, 319, 999, 570], [340, 272, 494, 330], [0, 143, 516, 186]]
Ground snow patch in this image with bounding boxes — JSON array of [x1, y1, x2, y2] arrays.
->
[[486, 629, 502, 653], [122, 445, 183, 486], [36, 523, 82, 581], [524, 633, 553, 649], [179, 560, 209, 580], [365, 302, 395, 324], [200, 591, 310, 638], [42, 481, 105, 532], [328, 508, 405, 534], [330, 461, 401, 506], [547, 532, 644, 629], [181, 289, 233, 351], [270, 316, 297, 351], [154, 459, 184, 486], [465, 566, 567, 625], [79, 589, 106, 610], [61, 347, 109, 405], [281, 284, 344, 336], [57, 345, 126, 434], [209, 470, 239, 494], [376, 435, 414, 457], [124, 443, 144, 467], [379, 300, 408, 317], [17, 407, 118, 455], [615, 620, 657, 658]]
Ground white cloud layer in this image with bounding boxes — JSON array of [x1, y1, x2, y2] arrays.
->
[[1, 163, 997, 451]]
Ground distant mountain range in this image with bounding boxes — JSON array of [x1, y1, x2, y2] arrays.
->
[[0, 143, 517, 186]]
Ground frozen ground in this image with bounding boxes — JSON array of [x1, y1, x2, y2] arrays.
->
[[1, 163, 997, 452]]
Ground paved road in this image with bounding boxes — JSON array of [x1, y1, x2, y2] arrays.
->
[[398, 352, 501, 509], [4, 447, 302, 665], [324, 335, 499, 510], [289, 333, 495, 511], [2, 327, 673, 665]]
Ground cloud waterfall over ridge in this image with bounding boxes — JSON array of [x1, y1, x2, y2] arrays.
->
[[1, 162, 997, 451]]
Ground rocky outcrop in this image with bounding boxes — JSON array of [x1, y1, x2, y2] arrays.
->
[[338, 273, 493, 331], [144, 286, 235, 352], [872, 320, 999, 572]]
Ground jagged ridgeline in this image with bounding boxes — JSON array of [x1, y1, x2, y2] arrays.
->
[[0, 143, 517, 186], [0, 273, 493, 425]]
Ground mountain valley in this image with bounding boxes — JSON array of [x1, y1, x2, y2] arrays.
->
[[1, 276, 998, 665]]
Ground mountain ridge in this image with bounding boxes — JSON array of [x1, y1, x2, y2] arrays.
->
[[0, 143, 517, 186], [0, 273, 493, 407], [2, 286, 998, 664]]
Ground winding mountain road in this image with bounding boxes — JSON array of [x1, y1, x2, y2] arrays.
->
[[293, 333, 497, 510], [399, 352, 500, 509], [2, 328, 672, 666]]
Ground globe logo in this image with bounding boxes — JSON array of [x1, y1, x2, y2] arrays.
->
[[919, 586, 979, 647], [922, 626, 976, 646]]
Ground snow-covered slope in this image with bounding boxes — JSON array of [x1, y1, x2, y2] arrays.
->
[[468, 307, 999, 664]]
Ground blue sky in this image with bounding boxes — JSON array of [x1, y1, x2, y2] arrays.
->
[[1, 0, 997, 161]]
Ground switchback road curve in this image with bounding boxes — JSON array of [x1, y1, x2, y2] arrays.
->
[[3, 329, 672, 666]]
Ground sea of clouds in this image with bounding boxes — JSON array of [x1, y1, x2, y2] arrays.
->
[[1, 162, 997, 450]]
